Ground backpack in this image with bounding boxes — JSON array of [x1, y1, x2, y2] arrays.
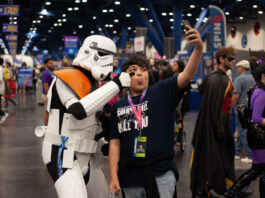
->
[[237, 87, 265, 149]]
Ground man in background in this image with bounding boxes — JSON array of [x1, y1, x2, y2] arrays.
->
[[41, 58, 54, 125], [232, 60, 255, 163]]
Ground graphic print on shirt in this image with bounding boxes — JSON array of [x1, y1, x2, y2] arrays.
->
[[116, 101, 149, 133]]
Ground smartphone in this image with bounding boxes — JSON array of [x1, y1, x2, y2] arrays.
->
[[181, 19, 191, 33]]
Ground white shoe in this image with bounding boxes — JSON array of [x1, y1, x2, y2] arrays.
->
[[234, 155, 240, 159], [240, 157, 252, 163], [0, 113, 9, 124]]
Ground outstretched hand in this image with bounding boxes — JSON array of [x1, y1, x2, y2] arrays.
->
[[184, 26, 203, 50]]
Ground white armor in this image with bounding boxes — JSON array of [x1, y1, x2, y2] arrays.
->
[[36, 35, 131, 198]]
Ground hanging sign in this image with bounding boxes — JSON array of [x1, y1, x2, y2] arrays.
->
[[0, 5, 19, 16]]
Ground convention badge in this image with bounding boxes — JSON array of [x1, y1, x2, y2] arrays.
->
[[62, 149, 74, 169], [133, 136, 147, 158]]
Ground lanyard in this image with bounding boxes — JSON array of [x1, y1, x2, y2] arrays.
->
[[128, 89, 147, 136]]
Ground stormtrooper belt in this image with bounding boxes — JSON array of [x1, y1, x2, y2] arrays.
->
[[44, 132, 98, 154]]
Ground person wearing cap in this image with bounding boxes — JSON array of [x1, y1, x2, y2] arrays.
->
[[232, 60, 256, 163]]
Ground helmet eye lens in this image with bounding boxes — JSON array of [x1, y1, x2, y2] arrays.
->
[[98, 51, 109, 57]]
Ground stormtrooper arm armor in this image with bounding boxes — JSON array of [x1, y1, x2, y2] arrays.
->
[[56, 78, 120, 120]]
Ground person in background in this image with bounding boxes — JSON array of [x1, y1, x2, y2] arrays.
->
[[171, 60, 190, 146], [109, 25, 203, 198], [41, 58, 54, 125], [0, 57, 8, 123], [213, 63, 265, 198], [191, 47, 237, 197], [18, 62, 27, 93], [232, 60, 255, 163]]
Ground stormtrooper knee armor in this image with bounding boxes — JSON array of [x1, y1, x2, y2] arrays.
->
[[36, 35, 131, 198]]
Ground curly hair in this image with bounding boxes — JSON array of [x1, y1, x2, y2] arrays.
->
[[215, 46, 237, 65], [122, 54, 148, 72]]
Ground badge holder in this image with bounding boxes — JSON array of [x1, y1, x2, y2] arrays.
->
[[133, 130, 147, 158]]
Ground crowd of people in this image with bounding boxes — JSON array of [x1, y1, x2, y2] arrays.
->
[[0, 26, 264, 198]]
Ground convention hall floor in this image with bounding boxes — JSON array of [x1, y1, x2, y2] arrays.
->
[[0, 93, 259, 198]]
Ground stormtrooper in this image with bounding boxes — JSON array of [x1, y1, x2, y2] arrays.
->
[[35, 35, 131, 198]]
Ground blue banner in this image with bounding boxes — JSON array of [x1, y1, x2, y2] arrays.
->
[[64, 36, 78, 54], [6, 34, 17, 41], [18, 68, 33, 86], [0, 5, 19, 16], [209, 5, 226, 67], [2, 24, 18, 32]]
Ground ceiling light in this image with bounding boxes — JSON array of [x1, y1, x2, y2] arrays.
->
[[90, 30, 94, 34], [126, 13, 131, 17], [114, 1, 120, 5], [202, 17, 208, 22], [54, 23, 58, 26], [113, 30, 117, 34], [161, 12, 167, 16], [225, 12, 229, 15], [128, 27, 131, 30], [239, 16, 243, 20], [62, 14, 66, 17], [145, 8, 148, 11], [37, 20, 41, 23], [258, 10, 263, 14], [140, 7, 145, 11], [187, 13, 192, 17], [82, 0, 87, 2], [196, 18, 199, 21], [58, 19, 62, 22], [93, 16, 97, 20], [78, 25, 83, 28], [74, 7, 79, 11], [68, 7, 73, 11], [109, 24, 113, 28], [13, 17, 17, 20], [39, 15, 43, 18], [102, 9, 108, 13], [114, 19, 119, 23], [33, 20, 36, 23], [149, 19, 153, 22], [75, 0, 80, 3], [169, 18, 174, 22], [190, 5, 195, 8], [253, 5, 258, 8], [170, 26, 173, 29], [41, 9, 48, 15], [201, 7, 204, 10], [169, 12, 173, 16], [45, 2, 51, 5], [48, 30, 52, 33], [98, 27, 102, 31], [13, 21, 17, 24], [73, 31, 76, 34], [62, 19, 67, 22], [105, 24, 109, 27], [109, 9, 114, 12], [59, 23, 63, 26]]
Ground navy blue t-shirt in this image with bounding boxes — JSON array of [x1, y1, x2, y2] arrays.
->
[[110, 75, 181, 188]]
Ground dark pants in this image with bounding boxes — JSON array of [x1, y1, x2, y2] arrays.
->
[[0, 95, 5, 116]]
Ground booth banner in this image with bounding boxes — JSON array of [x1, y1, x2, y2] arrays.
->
[[209, 5, 226, 65], [134, 36, 145, 52], [64, 36, 78, 55], [0, 5, 19, 16], [18, 68, 33, 86]]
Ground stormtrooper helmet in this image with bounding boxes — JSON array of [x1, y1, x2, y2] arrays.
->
[[72, 35, 117, 81]]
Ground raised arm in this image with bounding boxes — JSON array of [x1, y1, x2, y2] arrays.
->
[[178, 27, 203, 90]]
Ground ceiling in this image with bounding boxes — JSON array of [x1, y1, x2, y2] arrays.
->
[[0, 0, 264, 58]]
